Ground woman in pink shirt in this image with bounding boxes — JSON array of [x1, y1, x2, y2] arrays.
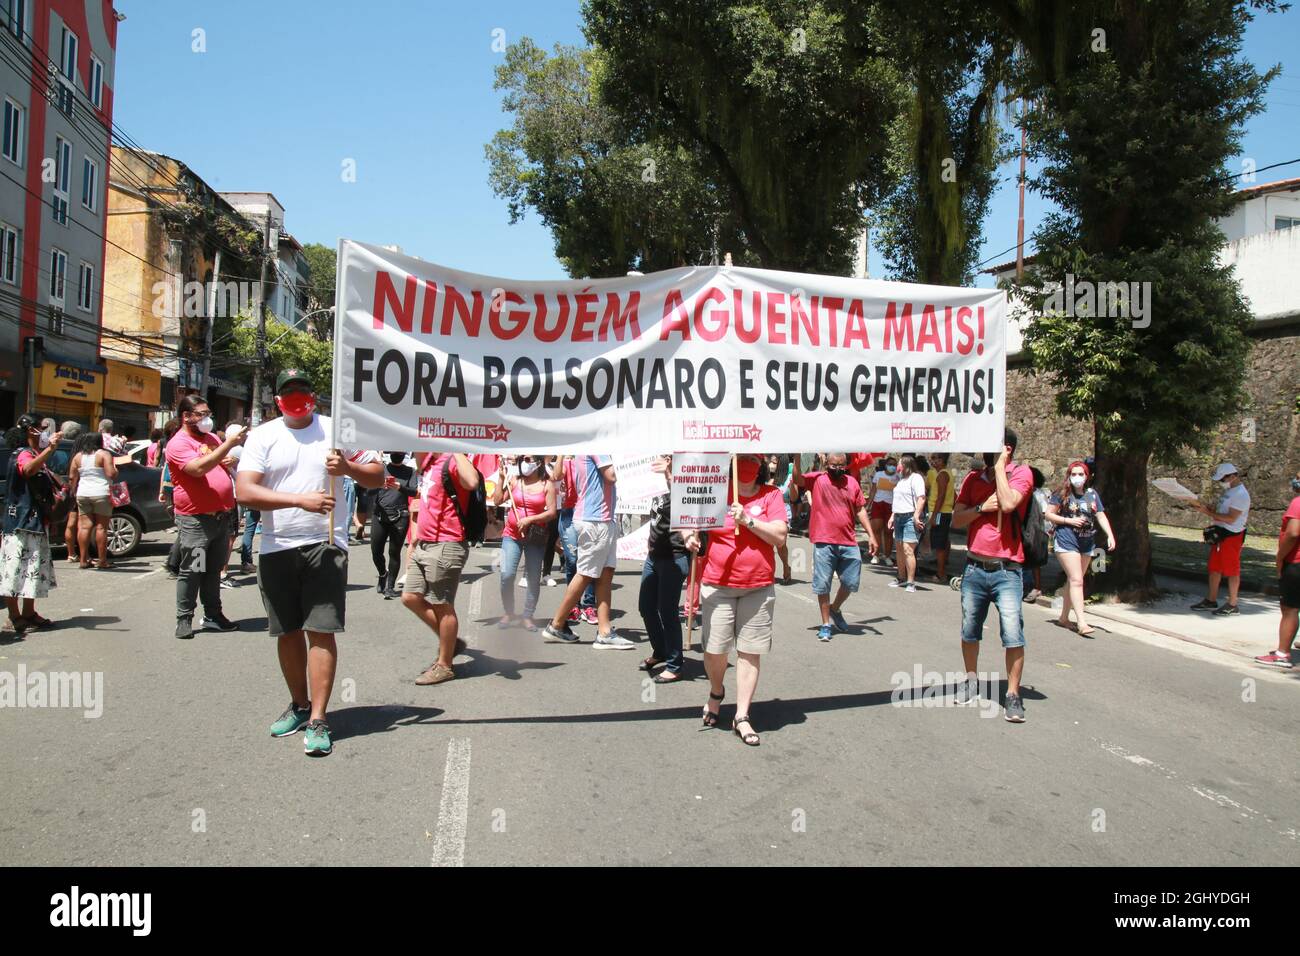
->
[[684, 453, 788, 747], [492, 454, 557, 630]]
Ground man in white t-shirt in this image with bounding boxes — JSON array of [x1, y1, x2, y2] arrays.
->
[[235, 369, 383, 757], [1188, 462, 1251, 616]]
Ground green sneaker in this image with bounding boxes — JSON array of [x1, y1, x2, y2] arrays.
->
[[269, 702, 311, 738], [303, 719, 333, 756]]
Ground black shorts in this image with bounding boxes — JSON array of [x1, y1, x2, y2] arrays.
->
[[930, 512, 953, 551], [1281, 563, 1300, 610], [257, 543, 348, 636]]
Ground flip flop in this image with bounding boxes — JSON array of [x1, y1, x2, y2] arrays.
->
[[653, 670, 683, 684], [1077, 627, 1096, 637], [1050, 620, 1077, 632]]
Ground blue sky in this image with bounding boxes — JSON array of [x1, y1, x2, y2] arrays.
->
[[113, 1, 1299, 289]]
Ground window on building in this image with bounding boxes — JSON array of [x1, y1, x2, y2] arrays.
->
[[61, 27, 77, 79], [2, 97, 21, 165], [81, 155, 97, 211], [0, 223, 18, 284], [49, 248, 66, 304], [77, 260, 92, 311], [89, 56, 103, 109], [1276, 216, 1300, 231], [51, 136, 69, 224], [5, 0, 25, 42]]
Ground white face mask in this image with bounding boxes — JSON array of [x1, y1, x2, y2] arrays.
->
[[1219, 479, 1233, 490], [1070, 475, 1086, 490], [520, 461, 538, 477], [37, 431, 50, 449], [196, 416, 214, 435]]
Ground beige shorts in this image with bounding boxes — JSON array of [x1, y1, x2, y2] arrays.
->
[[574, 520, 618, 577], [404, 540, 469, 605], [76, 496, 112, 517], [701, 584, 776, 656]]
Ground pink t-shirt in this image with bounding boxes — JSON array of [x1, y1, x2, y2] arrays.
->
[[956, 463, 1034, 562], [1280, 495, 1300, 565], [803, 471, 865, 546], [416, 453, 469, 543], [165, 430, 235, 515], [504, 479, 551, 540], [701, 485, 788, 589]]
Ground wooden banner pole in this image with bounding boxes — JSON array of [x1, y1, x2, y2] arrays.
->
[[732, 454, 740, 537], [684, 554, 698, 654]]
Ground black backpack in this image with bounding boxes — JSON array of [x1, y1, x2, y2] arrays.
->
[[442, 456, 488, 546], [1013, 491, 1050, 569]]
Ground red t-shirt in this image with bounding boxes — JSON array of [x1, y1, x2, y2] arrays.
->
[[504, 479, 551, 540], [165, 430, 235, 515], [1279, 495, 1300, 565], [416, 453, 470, 543], [701, 485, 788, 589], [956, 463, 1034, 562], [560, 458, 578, 510], [803, 471, 865, 546]]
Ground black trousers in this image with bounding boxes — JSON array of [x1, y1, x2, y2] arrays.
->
[[371, 511, 408, 588]]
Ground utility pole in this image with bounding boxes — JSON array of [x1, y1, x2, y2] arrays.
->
[[250, 217, 271, 426], [198, 248, 221, 395], [1016, 98, 1027, 283]]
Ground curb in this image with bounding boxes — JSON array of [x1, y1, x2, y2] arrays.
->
[[1030, 595, 1261, 662]]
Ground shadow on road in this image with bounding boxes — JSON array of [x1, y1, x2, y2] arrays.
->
[[330, 703, 444, 740]]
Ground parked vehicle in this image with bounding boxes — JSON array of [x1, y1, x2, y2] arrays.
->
[[0, 439, 174, 558]]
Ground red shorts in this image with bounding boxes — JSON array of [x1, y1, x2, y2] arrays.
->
[[1208, 532, 1245, 577], [869, 500, 892, 522]]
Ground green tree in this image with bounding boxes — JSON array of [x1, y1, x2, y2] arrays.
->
[[1004, 0, 1278, 598], [868, 2, 1012, 285], [230, 314, 333, 398], [584, 0, 906, 273], [486, 39, 746, 277], [300, 242, 337, 341]]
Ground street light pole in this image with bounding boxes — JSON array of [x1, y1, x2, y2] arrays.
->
[[250, 218, 272, 426]]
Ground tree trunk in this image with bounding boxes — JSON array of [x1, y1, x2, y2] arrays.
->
[[1095, 443, 1159, 602]]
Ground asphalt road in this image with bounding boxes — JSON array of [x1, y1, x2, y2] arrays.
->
[[1, 531, 1296, 866]]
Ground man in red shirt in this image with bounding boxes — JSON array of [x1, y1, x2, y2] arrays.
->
[[1255, 471, 1300, 668], [792, 453, 875, 642], [166, 394, 245, 640], [951, 428, 1034, 722], [401, 452, 480, 685]]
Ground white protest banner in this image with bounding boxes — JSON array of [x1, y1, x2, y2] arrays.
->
[[616, 520, 651, 563], [333, 240, 1007, 453], [670, 452, 732, 531]]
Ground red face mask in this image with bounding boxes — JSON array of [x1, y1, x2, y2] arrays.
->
[[737, 458, 761, 484], [276, 392, 316, 418]]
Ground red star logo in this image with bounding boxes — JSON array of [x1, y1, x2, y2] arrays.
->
[[745, 424, 763, 442], [488, 424, 511, 442]]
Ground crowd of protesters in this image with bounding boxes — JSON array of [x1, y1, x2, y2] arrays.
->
[[4, 394, 1298, 756]]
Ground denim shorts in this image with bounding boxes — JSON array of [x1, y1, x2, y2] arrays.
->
[[959, 560, 1025, 649], [812, 543, 862, 595], [893, 513, 921, 544]]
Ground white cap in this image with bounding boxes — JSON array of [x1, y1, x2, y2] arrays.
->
[[1211, 462, 1238, 481]]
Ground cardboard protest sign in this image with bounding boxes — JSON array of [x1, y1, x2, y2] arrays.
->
[[669, 452, 732, 531], [333, 240, 1007, 452]]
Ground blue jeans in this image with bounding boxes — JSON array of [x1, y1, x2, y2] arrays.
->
[[500, 535, 544, 619], [558, 508, 595, 609], [811, 543, 862, 595], [640, 553, 688, 673], [240, 507, 260, 565], [960, 561, 1025, 649]]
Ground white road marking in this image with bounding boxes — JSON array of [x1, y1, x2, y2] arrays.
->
[[775, 587, 817, 606], [431, 737, 472, 867], [469, 577, 482, 619], [135, 568, 165, 581]]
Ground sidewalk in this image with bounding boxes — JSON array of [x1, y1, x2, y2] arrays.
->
[[1033, 573, 1289, 665]]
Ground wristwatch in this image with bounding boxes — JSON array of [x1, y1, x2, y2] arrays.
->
[[744, 514, 756, 529]]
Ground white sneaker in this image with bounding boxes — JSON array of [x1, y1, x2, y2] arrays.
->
[[905, 583, 917, 593], [870, 556, 882, 566], [544, 576, 557, 588], [888, 579, 902, 588], [593, 629, 635, 650]]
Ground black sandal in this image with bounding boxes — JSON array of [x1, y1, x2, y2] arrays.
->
[[733, 714, 760, 746], [701, 688, 724, 727], [654, 669, 683, 684], [638, 656, 664, 672]]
